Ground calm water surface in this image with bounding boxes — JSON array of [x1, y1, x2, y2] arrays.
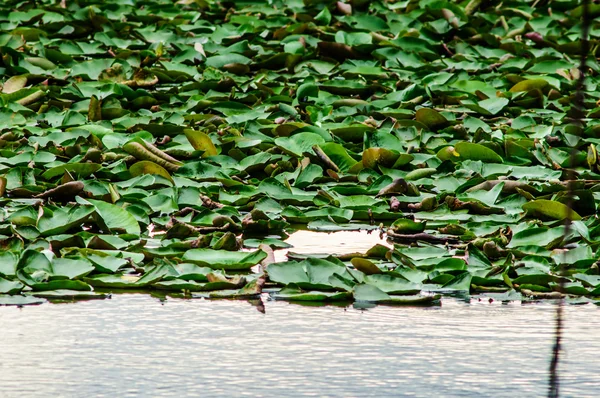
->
[[1, 232, 598, 397]]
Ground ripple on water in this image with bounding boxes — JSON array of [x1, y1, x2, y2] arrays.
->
[[1, 295, 599, 397]]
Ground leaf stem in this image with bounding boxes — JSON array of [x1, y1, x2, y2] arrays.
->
[[549, 1, 591, 396]]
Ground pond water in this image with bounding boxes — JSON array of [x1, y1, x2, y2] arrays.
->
[[2, 295, 599, 397], [1, 231, 598, 397], [273, 229, 389, 262]]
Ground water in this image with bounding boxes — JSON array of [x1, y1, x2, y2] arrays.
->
[[1, 232, 598, 397], [1, 296, 598, 397], [274, 229, 389, 261]]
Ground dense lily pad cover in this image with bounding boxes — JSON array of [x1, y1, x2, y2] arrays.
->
[[0, 0, 599, 307]]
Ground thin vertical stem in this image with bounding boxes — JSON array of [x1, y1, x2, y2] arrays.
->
[[548, 1, 591, 397]]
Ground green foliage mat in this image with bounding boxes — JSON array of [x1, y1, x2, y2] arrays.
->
[[1, 0, 600, 307]]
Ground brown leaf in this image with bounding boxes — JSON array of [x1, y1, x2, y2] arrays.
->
[[317, 41, 359, 61]]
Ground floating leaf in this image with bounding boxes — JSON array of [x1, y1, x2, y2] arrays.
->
[[2, 76, 27, 93], [353, 284, 439, 305], [364, 274, 421, 295], [123, 141, 182, 172], [0, 277, 24, 294], [184, 130, 218, 157], [390, 218, 426, 234], [464, 97, 509, 116], [362, 148, 399, 169], [42, 163, 102, 180], [0, 295, 47, 306], [182, 249, 267, 271], [0, 0, 593, 308], [27, 290, 108, 300], [130, 161, 174, 183], [351, 258, 382, 274], [78, 198, 141, 235], [523, 200, 581, 221], [415, 108, 449, 130], [275, 133, 326, 157], [509, 79, 548, 93], [454, 142, 503, 163], [318, 143, 359, 172], [272, 287, 351, 302], [440, 272, 472, 292]]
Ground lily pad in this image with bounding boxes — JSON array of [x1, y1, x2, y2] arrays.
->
[[0, 295, 47, 306], [523, 200, 581, 221], [0, 0, 594, 308], [454, 142, 503, 163], [415, 108, 449, 131], [272, 287, 352, 302], [182, 249, 267, 271], [353, 284, 440, 305]]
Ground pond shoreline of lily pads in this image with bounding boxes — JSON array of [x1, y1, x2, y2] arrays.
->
[[2, 229, 600, 308], [1, 1, 600, 309]]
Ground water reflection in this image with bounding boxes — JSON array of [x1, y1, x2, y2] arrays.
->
[[274, 230, 390, 262], [1, 295, 598, 397]]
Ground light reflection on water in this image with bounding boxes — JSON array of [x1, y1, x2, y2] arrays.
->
[[1, 231, 598, 397], [274, 230, 389, 262], [1, 297, 598, 397]]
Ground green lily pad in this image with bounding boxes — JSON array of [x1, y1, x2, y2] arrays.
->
[[0, 0, 593, 308], [0, 295, 47, 306], [182, 249, 267, 270], [77, 198, 141, 235], [26, 290, 109, 300], [523, 200, 581, 221], [353, 284, 440, 305], [454, 142, 503, 163], [0, 277, 24, 294], [130, 161, 174, 184], [509, 79, 549, 93], [415, 108, 449, 131], [272, 287, 352, 302]]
